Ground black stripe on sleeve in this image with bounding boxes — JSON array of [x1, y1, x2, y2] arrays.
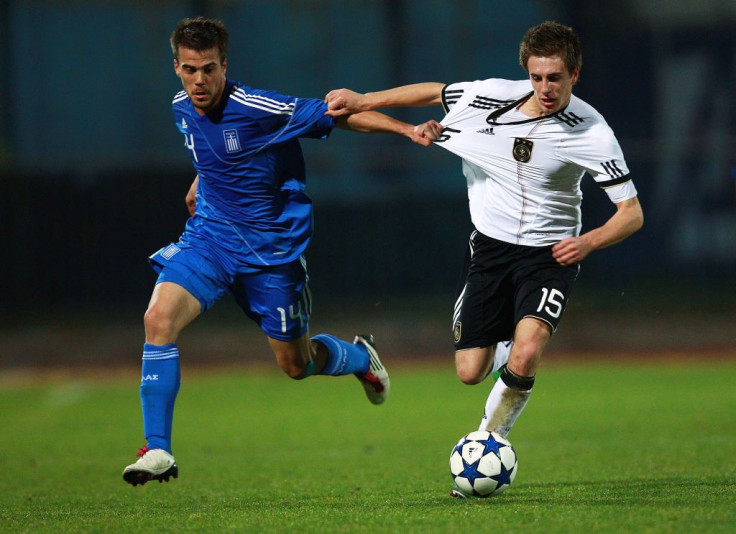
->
[[442, 85, 461, 113], [601, 160, 627, 177], [597, 174, 632, 189]]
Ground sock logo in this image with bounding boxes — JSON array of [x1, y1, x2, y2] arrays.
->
[[141, 374, 159, 381]]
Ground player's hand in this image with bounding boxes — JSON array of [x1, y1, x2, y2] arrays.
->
[[552, 237, 592, 266], [186, 175, 198, 216], [324, 88, 367, 117], [411, 120, 443, 146]]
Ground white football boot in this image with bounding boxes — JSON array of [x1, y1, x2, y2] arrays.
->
[[354, 335, 390, 405], [123, 447, 178, 486]]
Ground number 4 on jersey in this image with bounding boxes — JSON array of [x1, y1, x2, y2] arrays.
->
[[184, 133, 198, 162]]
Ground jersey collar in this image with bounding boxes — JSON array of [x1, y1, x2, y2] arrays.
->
[[486, 91, 568, 126]]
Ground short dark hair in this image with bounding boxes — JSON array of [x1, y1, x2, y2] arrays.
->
[[170, 16, 229, 63], [519, 21, 582, 75]]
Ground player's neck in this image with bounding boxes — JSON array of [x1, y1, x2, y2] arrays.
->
[[517, 98, 546, 118], [517, 95, 571, 118]]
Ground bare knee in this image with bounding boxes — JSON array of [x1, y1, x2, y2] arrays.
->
[[144, 305, 177, 344], [143, 282, 200, 345], [508, 339, 543, 377], [455, 349, 492, 385], [457, 368, 485, 385]]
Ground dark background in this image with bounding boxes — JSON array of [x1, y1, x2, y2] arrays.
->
[[1, 0, 734, 367]]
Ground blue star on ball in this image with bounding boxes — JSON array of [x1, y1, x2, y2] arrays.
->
[[490, 458, 514, 489]]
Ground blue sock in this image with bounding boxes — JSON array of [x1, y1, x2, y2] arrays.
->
[[311, 334, 370, 376], [140, 343, 181, 453]]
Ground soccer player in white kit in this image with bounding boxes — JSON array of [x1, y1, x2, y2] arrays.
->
[[326, 21, 644, 492]]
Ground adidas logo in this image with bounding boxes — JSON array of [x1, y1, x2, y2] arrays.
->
[[476, 127, 495, 135], [181, 118, 188, 129]]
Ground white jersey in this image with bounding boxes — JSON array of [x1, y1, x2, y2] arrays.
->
[[438, 78, 637, 246]]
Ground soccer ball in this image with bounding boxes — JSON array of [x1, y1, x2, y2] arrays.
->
[[449, 430, 517, 497]]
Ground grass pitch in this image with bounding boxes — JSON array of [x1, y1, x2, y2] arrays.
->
[[1, 358, 734, 533]]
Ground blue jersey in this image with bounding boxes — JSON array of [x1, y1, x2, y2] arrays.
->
[[172, 80, 336, 266]]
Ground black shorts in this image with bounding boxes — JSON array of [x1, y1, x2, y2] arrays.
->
[[452, 230, 579, 350]]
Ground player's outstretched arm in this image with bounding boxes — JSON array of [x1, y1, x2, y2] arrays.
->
[[186, 175, 199, 216], [552, 196, 644, 266], [336, 112, 442, 147], [325, 83, 445, 117]]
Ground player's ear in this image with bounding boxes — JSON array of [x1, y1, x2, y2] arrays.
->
[[173, 58, 181, 78], [570, 67, 580, 85], [222, 58, 227, 76]]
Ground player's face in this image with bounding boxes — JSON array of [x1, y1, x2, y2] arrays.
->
[[174, 47, 227, 115], [526, 55, 579, 115]]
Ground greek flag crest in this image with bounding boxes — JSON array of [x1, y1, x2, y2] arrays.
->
[[223, 129, 242, 153]]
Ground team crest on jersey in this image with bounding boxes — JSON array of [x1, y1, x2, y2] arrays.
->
[[453, 321, 462, 343], [223, 129, 242, 153], [161, 244, 181, 260], [512, 138, 533, 163]]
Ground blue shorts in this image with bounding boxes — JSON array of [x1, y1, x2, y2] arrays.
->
[[149, 241, 312, 341]]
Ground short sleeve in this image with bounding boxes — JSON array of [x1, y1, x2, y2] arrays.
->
[[289, 97, 336, 139], [564, 121, 638, 203], [442, 82, 474, 113], [235, 87, 335, 141]]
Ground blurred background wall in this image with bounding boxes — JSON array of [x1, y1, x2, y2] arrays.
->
[[1, 0, 734, 366]]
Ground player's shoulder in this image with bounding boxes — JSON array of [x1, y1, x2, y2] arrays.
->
[[443, 78, 531, 110], [479, 78, 531, 95], [561, 95, 615, 135], [450, 78, 530, 94], [172, 89, 189, 108], [227, 81, 297, 116], [566, 94, 604, 119]]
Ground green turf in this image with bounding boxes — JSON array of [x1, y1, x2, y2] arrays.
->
[[1, 360, 734, 533]]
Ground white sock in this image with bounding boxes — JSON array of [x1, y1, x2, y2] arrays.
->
[[478, 374, 532, 438], [491, 340, 513, 374]]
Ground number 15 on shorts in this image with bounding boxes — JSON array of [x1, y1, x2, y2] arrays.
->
[[536, 288, 565, 319]]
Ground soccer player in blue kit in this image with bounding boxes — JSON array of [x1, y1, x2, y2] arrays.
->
[[122, 16, 436, 486]]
